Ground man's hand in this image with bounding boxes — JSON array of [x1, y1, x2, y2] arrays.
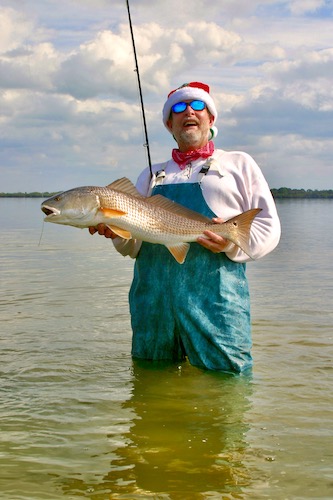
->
[[89, 224, 116, 239], [196, 217, 230, 253]]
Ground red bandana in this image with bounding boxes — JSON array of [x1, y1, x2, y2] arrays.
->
[[172, 141, 215, 169]]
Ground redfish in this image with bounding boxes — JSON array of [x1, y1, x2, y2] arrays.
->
[[41, 177, 261, 263]]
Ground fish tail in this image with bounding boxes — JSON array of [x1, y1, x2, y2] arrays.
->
[[223, 208, 262, 258]]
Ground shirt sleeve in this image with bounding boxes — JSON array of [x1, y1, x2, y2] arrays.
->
[[112, 167, 153, 258], [203, 151, 281, 263]]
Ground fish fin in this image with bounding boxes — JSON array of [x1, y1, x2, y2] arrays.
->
[[166, 243, 190, 264], [148, 195, 211, 223], [223, 208, 262, 258], [106, 225, 132, 239], [100, 207, 127, 217], [106, 177, 144, 198]]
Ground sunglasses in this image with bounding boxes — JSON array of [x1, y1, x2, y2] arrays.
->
[[171, 100, 206, 114]]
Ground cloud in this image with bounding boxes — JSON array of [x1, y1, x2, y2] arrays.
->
[[0, 43, 58, 91], [0, 7, 35, 54], [261, 48, 333, 111], [51, 20, 286, 100], [288, 0, 327, 15]]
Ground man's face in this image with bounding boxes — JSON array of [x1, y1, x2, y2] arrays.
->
[[167, 101, 214, 152]]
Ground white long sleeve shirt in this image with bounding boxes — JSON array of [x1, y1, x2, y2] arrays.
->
[[113, 149, 281, 263]]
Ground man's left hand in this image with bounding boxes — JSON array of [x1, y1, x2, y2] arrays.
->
[[196, 218, 230, 253]]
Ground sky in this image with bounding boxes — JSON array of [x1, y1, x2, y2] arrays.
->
[[0, 0, 332, 192]]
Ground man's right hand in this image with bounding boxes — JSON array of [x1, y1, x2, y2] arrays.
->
[[89, 224, 116, 239]]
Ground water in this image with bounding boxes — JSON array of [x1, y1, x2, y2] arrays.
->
[[0, 198, 332, 499]]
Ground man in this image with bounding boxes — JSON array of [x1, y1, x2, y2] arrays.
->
[[90, 82, 281, 373]]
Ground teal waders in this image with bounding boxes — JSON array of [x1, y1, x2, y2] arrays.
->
[[129, 179, 252, 373]]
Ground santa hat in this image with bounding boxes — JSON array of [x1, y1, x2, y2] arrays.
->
[[162, 81, 218, 139]]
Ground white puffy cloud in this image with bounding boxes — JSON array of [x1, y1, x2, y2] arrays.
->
[[0, 7, 34, 53], [0, 43, 58, 91], [253, 50, 333, 143]]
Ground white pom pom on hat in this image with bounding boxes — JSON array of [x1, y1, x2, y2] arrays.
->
[[162, 81, 218, 139]]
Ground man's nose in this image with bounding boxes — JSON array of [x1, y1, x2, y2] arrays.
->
[[184, 104, 196, 114]]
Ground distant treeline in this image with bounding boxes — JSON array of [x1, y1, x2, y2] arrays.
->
[[0, 192, 58, 198], [1, 188, 333, 199], [270, 188, 333, 199]]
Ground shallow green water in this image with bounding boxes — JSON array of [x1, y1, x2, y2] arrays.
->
[[0, 199, 332, 499]]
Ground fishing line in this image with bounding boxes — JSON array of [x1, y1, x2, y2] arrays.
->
[[38, 220, 45, 247], [125, 0, 153, 178]]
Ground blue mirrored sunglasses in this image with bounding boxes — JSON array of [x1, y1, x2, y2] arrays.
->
[[171, 100, 206, 114]]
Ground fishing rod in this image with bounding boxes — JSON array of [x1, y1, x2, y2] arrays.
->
[[125, 0, 153, 178]]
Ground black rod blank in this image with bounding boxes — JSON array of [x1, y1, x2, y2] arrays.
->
[[125, 0, 153, 177]]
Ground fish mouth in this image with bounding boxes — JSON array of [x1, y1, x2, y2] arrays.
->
[[41, 205, 60, 217]]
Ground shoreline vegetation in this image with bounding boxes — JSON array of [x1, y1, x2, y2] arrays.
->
[[0, 188, 333, 199]]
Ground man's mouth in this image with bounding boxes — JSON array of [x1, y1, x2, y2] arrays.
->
[[183, 120, 198, 128]]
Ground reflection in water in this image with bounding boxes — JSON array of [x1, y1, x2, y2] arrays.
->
[[63, 361, 253, 499]]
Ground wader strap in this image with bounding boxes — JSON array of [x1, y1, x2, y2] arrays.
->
[[155, 169, 166, 185], [198, 155, 225, 184], [198, 157, 213, 184], [147, 163, 167, 195]]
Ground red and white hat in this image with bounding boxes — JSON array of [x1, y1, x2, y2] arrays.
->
[[162, 81, 218, 139]]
